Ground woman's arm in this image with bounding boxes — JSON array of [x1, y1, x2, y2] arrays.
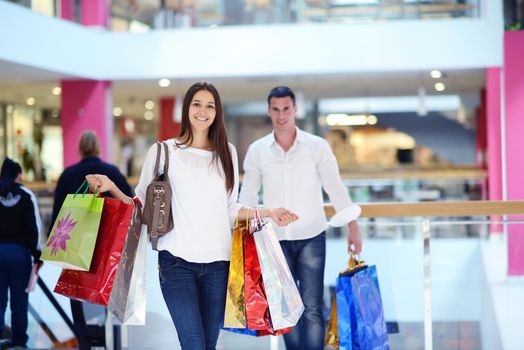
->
[[85, 174, 133, 204], [237, 207, 298, 227]]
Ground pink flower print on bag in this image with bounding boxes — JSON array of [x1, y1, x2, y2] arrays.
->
[[47, 212, 77, 255]]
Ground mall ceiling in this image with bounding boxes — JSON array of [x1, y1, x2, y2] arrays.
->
[[0, 64, 485, 119]]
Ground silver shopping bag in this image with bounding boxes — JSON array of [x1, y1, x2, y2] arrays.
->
[[107, 203, 147, 325], [253, 220, 304, 330]]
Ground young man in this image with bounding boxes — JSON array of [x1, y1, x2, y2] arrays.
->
[[239, 86, 363, 350]]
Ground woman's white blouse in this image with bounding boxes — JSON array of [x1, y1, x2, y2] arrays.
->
[[134, 139, 242, 263]]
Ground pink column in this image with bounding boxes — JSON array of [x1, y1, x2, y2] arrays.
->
[[59, 0, 112, 167], [60, 0, 75, 21], [81, 0, 109, 27], [504, 31, 524, 276], [61, 81, 112, 167], [486, 68, 503, 234]]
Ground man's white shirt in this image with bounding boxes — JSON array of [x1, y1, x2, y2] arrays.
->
[[239, 128, 360, 241]]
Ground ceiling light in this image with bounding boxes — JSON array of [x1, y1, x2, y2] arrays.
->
[[326, 114, 369, 126], [367, 115, 378, 125], [52, 86, 62, 95], [113, 107, 123, 117], [124, 119, 135, 133], [430, 70, 442, 79], [144, 100, 155, 110], [26, 97, 35, 106], [158, 79, 171, 88], [144, 111, 154, 120], [319, 95, 461, 114], [434, 82, 446, 92]]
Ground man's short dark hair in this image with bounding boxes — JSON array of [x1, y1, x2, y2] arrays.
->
[[267, 86, 295, 105]]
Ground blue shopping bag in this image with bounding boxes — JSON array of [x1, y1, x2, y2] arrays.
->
[[336, 264, 390, 350]]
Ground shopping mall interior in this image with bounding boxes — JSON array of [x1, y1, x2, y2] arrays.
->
[[0, 0, 524, 349]]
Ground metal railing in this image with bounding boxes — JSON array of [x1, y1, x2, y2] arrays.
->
[[324, 200, 524, 350]]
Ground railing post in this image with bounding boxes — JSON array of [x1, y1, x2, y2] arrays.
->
[[105, 311, 114, 350], [270, 334, 279, 350], [422, 217, 433, 350]]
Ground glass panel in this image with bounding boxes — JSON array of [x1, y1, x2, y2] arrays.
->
[[107, 0, 483, 31], [428, 219, 509, 349], [7, 0, 483, 30]]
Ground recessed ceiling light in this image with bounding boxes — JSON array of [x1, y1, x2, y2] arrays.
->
[[145, 100, 155, 110], [434, 82, 446, 92], [430, 70, 442, 79], [52, 86, 62, 95], [158, 79, 171, 87], [144, 111, 154, 120], [113, 107, 123, 116], [26, 97, 35, 106], [367, 115, 378, 125]]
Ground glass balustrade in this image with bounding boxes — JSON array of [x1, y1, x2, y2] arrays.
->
[[17, 210, 516, 349], [5, 0, 482, 32]]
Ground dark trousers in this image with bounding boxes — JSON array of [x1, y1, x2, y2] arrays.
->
[[0, 243, 32, 347], [280, 232, 326, 350]]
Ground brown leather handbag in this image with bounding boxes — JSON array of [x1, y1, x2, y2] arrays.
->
[[142, 142, 174, 250]]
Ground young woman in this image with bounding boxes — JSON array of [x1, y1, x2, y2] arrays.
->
[[85, 82, 298, 350]]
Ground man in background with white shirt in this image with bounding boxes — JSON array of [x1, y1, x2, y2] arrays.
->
[[239, 86, 363, 350]]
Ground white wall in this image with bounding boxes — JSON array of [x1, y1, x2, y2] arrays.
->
[[0, 0, 503, 81]]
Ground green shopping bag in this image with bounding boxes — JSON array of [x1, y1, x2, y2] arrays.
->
[[41, 181, 104, 271]]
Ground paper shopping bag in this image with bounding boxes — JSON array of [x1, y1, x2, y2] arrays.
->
[[41, 182, 104, 270], [108, 201, 147, 325], [53, 197, 134, 305], [253, 221, 304, 330]]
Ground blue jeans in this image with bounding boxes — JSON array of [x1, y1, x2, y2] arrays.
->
[[0, 243, 32, 347], [158, 251, 229, 350], [280, 232, 326, 350]]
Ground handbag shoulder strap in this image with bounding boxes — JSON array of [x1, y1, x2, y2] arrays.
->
[[153, 142, 162, 177], [161, 141, 169, 178]]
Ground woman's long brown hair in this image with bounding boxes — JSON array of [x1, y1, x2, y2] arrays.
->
[[177, 82, 234, 193]]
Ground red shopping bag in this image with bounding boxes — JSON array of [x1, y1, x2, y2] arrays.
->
[[243, 231, 272, 331], [54, 197, 134, 305]]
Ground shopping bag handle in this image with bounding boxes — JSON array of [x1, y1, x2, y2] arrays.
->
[[73, 180, 100, 198], [340, 254, 367, 276], [234, 207, 251, 231]]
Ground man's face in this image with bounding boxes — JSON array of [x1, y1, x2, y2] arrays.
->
[[268, 96, 297, 133]]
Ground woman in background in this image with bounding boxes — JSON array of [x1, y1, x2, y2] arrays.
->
[[0, 158, 41, 350], [86, 82, 298, 350]]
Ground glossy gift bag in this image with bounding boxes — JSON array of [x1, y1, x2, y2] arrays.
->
[[223, 216, 247, 328], [108, 200, 147, 325], [223, 214, 292, 336], [336, 260, 389, 350], [253, 220, 304, 330], [54, 197, 134, 305], [41, 181, 104, 271]]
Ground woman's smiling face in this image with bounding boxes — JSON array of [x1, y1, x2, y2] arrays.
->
[[188, 89, 216, 133]]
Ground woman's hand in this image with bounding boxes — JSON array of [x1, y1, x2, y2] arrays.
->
[[85, 174, 133, 204], [85, 174, 115, 193], [263, 208, 299, 227]]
